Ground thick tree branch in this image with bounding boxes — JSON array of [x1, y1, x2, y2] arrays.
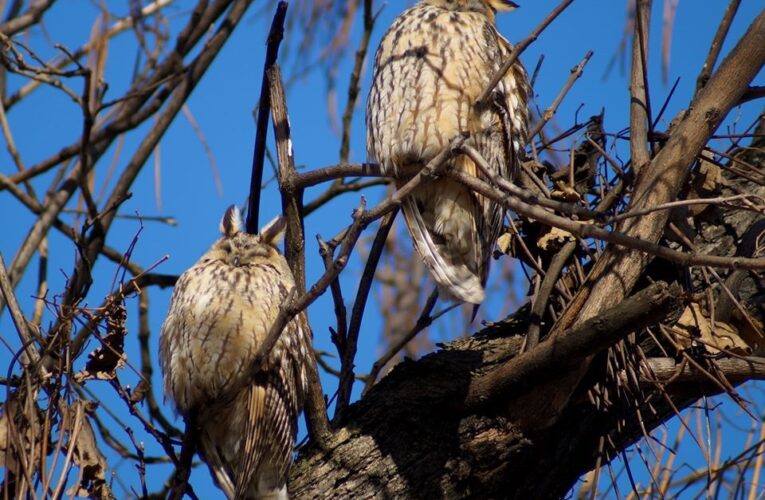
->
[[463, 281, 682, 411]]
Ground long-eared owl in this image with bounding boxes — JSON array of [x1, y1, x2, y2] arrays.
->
[[160, 206, 311, 499], [367, 0, 531, 303]]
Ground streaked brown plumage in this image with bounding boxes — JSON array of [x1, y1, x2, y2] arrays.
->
[[367, 0, 530, 303], [159, 206, 310, 499]]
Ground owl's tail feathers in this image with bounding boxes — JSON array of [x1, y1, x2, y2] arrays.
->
[[198, 445, 237, 499], [253, 485, 288, 500], [401, 189, 485, 304]]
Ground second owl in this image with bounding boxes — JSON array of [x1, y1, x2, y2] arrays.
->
[[160, 206, 311, 499], [367, 0, 530, 303]]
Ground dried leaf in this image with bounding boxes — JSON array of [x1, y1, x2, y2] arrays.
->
[[64, 402, 114, 500], [710, 321, 751, 356], [87, 13, 110, 112], [671, 303, 751, 355], [75, 302, 127, 382], [696, 151, 721, 194], [537, 226, 575, 252], [550, 182, 582, 202], [732, 313, 765, 355], [496, 232, 513, 255]]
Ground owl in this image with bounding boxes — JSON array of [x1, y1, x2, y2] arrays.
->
[[159, 205, 311, 499], [367, 0, 530, 304]]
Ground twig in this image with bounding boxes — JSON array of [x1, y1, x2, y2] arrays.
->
[[461, 144, 601, 221], [137, 290, 182, 438], [69, 256, 170, 359], [339, 0, 375, 163], [4, 0, 177, 109], [638, 357, 765, 385], [739, 85, 765, 105], [304, 178, 388, 216], [168, 416, 198, 500], [608, 194, 764, 223], [1, 0, 252, 320], [695, 0, 742, 93], [334, 209, 397, 422], [3, 2, 236, 190], [225, 135, 466, 414], [109, 378, 178, 466], [527, 7, 765, 355], [524, 241, 575, 351], [476, 0, 575, 106], [449, 167, 765, 270], [246, 1, 288, 234], [527, 50, 593, 141], [61, 209, 178, 225], [0, 254, 39, 367], [295, 162, 383, 188], [361, 289, 451, 396], [319, 236, 349, 358], [0, 0, 54, 37], [267, 60, 332, 445]]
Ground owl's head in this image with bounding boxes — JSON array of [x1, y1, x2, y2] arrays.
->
[[426, 0, 518, 14], [205, 205, 287, 267]]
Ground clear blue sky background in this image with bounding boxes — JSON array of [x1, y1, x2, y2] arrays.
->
[[1, 0, 764, 497]]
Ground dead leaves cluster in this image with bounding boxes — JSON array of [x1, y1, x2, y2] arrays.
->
[[74, 301, 127, 383], [670, 302, 751, 356]]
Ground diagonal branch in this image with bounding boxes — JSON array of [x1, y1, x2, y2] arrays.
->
[[463, 281, 683, 411], [476, 0, 575, 106], [695, 0, 742, 94]]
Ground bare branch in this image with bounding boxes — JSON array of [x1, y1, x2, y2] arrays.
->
[[335, 209, 397, 422], [463, 282, 683, 411], [247, 1, 288, 234], [695, 0, 742, 93], [528, 50, 593, 141], [640, 357, 765, 384], [630, 0, 653, 174], [476, 0, 576, 106]]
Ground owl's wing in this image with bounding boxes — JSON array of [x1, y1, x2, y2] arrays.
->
[[235, 364, 299, 498], [474, 36, 531, 279], [234, 383, 267, 499], [494, 35, 531, 175]]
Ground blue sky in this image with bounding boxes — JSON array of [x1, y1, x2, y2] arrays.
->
[[1, 0, 764, 497]]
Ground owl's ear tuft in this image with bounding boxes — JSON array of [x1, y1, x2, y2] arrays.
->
[[259, 216, 286, 247], [220, 205, 243, 237]]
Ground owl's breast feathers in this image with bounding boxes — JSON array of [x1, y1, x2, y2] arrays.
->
[[159, 207, 310, 498], [366, 2, 530, 303], [161, 258, 288, 412]]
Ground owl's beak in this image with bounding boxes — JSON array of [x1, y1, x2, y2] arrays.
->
[[488, 0, 519, 11]]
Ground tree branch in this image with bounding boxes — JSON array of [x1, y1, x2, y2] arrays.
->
[[463, 281, 683, 411]]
